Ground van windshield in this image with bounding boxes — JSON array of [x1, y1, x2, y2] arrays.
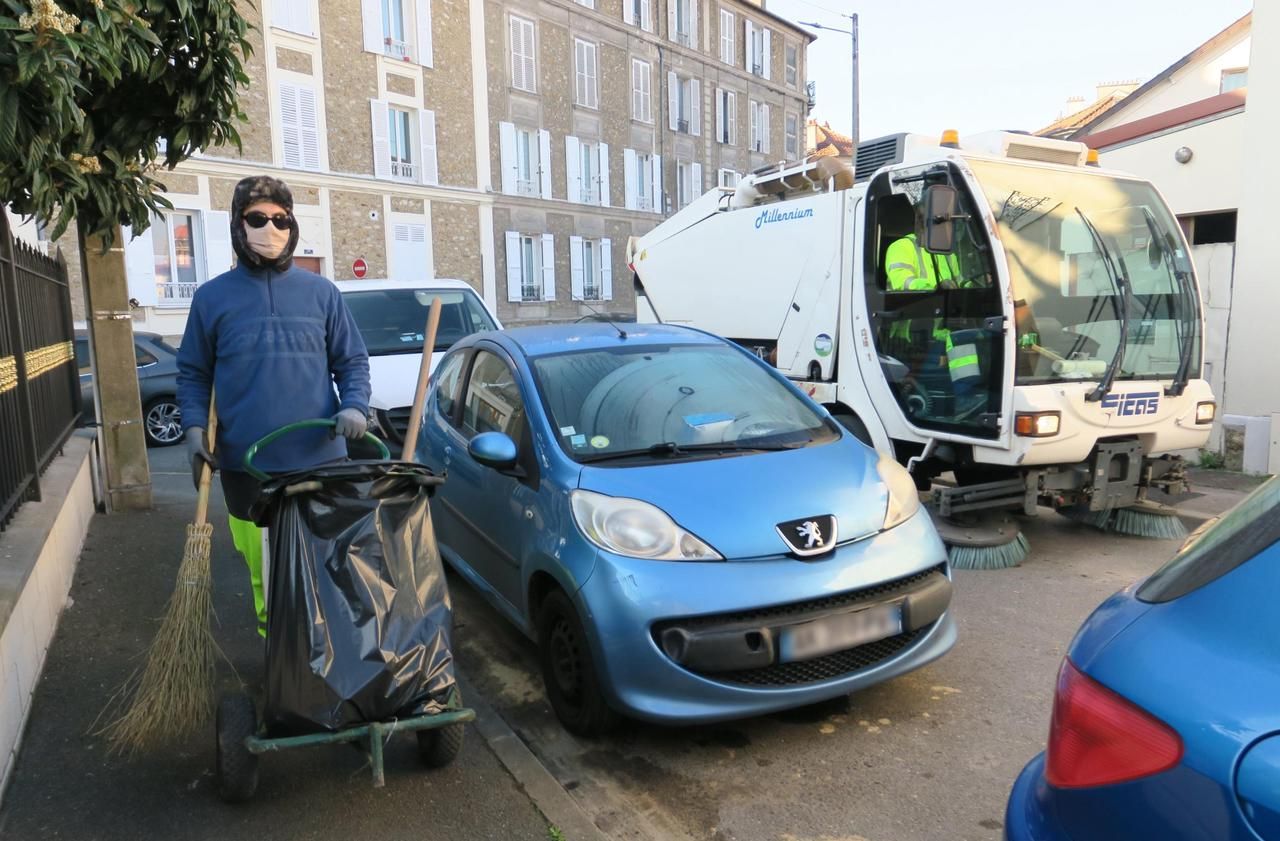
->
[[342, 288, 497, 356], [968, 160, 1201, 387], [530, 344, 837, 463]]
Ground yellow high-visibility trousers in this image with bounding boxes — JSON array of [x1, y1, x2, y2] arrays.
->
[[228, 515, 268, 638]]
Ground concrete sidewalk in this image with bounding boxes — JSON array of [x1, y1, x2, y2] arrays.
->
[[0, 456, 557, 841]]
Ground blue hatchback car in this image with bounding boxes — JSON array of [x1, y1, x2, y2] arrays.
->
[[416, 324, 955, 735], [1006, 475, 1280, 840]]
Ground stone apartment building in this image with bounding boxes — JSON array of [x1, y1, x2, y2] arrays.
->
[[60, 0, 812, 335]]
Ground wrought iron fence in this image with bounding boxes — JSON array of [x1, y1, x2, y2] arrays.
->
[[0, 212, 81, 530]]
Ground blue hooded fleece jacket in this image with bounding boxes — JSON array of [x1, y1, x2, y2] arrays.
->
[[176, 263, 371, 475]]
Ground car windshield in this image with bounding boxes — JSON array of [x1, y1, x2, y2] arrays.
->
[[342, 288, 497, 356], [530, 343, 837, 463], [968, 160, 1201, 387], [1138, 476, 1280, 603]]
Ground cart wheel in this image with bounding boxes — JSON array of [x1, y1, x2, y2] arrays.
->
[[216, 693, 259, 803], [416, 705, 465, 769]]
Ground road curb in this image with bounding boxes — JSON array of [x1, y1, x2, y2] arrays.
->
[[460, 674, 609, 841]]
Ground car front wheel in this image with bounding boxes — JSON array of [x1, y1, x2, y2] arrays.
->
[[143, 397, 183, 447], [536, 589, 620, 737]]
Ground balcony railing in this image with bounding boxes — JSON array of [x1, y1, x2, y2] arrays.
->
[[384, 37, 411, 61], [516, 177, 539, 197], [391, 159, 416, 180], [676, 30, 693, 47], [156, 280, 199, 305], [580, 186, 598, 205], [752, 62, 764, 77], [677, 117, 690, 134]]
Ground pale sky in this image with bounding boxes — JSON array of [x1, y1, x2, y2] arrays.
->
[[767, 0, 1253, 140]]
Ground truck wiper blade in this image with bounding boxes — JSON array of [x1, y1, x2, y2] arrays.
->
[[1141, 207, 1196, 397], [1076, 208, 1130, 402]]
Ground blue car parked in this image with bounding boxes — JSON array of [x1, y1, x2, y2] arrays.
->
[[1006, 475, 1280, 840], [415, 323, 954, 735]]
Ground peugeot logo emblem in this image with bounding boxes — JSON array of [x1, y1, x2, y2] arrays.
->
[[776, 514, 838, 557]]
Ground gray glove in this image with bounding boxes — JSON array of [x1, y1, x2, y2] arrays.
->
[[185, 427, 215, 489], [331, 408, 369, 441]]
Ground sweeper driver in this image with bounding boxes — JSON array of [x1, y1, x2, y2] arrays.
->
[[176, 175, 371, 637]]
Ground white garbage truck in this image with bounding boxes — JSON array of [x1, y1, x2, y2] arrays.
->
[[628, 130, 1216, 566]]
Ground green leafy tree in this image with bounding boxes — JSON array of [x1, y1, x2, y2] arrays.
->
[[0, 0, 252, 243]]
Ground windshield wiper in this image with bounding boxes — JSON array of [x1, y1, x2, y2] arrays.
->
[[1076, 208, 1131, 402], [1141, 207, 1196, 397], [577, 439, 808, 464]]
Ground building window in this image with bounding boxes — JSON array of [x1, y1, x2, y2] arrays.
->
[[1186, 210, 1237, 245], [516, 128, 538, 194], [272, 0, 314, 36], [715, 88, 737, 145], [499, 122, 550, 197], [670, 0, 695, 47], [505, 231, 554, 302], [571, 237, 613, 301], [632, 58, 652, 122], [1221, 67, 1248, 94], [719, 9, 734, 64], [785, 44, 798, 88], [381, 0, 409, 58], [745, 20, 770, 79], [573, 0, 595, 7], [510, 14, 536, 92], [279, 81, 322, 171], [519, 235, 540, 300], [667, 72, 700, 135], [785, 112, 798, 158], [624, 0, 652, 31], [153, 212, 201, 304], [749, 100, 770, 154], [124, 209, 232, 308], [574, 38, 599, 109], [388, 107, 415, 180], [566, 137, 610, 205], [717, 168, 739, 188], [676, 160, 701, 209], [361, 0, 431, 65], [624, 148, 660, 212]]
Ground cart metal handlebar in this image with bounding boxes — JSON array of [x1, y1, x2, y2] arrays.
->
[[242, 419, 390, 481]]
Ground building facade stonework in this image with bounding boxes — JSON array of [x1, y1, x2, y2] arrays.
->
[[59, 0, 810, 337]]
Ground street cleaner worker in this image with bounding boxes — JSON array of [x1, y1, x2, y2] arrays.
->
[[176, 175, 371, 637]]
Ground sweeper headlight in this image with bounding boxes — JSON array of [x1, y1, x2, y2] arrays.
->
[[1195, 401, 1216, 424], [570, 490, 722, 561], [878, 454, 921, 531], [1015, 411, 1061, 438]]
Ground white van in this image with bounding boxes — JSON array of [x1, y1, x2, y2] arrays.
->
[[334, 278, 502, 448]]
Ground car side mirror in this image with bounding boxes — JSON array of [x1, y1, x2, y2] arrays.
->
[[923, 184, 958, 254], [469, 431, 518, 472]]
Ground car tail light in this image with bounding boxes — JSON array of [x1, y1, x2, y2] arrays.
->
[[1045, 658, 1182, 788]]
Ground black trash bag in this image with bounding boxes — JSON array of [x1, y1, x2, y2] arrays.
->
[[253, 461, 455, 734]]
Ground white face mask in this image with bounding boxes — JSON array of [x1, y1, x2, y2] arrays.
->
[[245, 221, 291, 260]]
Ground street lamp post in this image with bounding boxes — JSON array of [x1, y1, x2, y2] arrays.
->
[[799, 14, 859, 171]]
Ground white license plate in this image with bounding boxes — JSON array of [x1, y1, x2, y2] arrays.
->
[[779, 604, 903, 663]]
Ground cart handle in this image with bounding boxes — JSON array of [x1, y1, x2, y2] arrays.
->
[[243, 419, 390, 481]]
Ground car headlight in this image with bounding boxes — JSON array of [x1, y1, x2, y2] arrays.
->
[[878, 454, 921, 530], [570, 490, 722, 561]]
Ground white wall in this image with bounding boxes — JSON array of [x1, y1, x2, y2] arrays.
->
[[1092, 34, 1251, 130], [1225, 3, 1280, 472], [1099, 112, 1245, 214]]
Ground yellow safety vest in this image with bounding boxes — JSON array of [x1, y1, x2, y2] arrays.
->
[[885, 235, 979, 381]]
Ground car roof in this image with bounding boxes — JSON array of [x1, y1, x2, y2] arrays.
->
[[74, 328, 163, 341], [331, 278, 478, 292], [479, 322, 721, 358]]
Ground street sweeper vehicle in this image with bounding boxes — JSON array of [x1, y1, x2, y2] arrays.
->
[[628, 130, 1216, 568]]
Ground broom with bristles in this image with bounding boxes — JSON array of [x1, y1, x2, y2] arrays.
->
[[100, 395, 222, 753]]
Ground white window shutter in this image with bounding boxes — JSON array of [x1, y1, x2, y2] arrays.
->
[[565, 135, 581, 203], [715, 88, 724, 141], [280, 83, 301, 168], [569, 235, 584, 300], [202, 210, 233, 280], [600, 239, 613, 300], [667, 71, 678, 131], [415, 0, 433, 66], [498, 121, 517, 194], [418, 109, 438, 184], [623, 148, 638, 210], [623, 0, 634, 25], [504, 231, 522, 302], [761, 103, 770, 154], [509, 16, 523, 90], [691, 162, 702, 201], [762, 28, 771, 79], [597, 142, 610, 206], [538, 129, 552, 199], [540, 233, 556, 301], [729, 92, 737, 145], [370, 100, 390, 178], [690, 78, 700, 136], [689, 0, 697, 47], [667, 0, 677, 42], [361, 0, 383, 53], [744, 20, 753, 71], [631, 61, 641, 120], [297, 85, 321, 170], [641, 0, 651, 31], [523, 18, 537, 91], [123, 223, 158, 307], [651, 153, 663, 213]]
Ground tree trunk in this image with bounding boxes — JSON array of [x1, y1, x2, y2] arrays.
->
[[79, 225, 151, 511]]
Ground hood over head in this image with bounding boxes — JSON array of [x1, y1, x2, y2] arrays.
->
[[230, 175, 300, 271]]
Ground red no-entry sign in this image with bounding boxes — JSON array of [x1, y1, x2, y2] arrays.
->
[[352, 258, 368, 279]]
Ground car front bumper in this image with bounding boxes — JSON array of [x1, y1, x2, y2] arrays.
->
[[574, 509, 956, 724]]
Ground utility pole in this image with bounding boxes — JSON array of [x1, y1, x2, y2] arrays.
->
[[799, 13, 860, 172]]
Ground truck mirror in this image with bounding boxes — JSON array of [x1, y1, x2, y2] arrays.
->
[[923, 185, 958, 254]]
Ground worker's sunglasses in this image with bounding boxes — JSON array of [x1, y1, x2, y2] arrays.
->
[[243, 211, 293, 230]]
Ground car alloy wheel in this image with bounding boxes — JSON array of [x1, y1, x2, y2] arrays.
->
[[144, 398, 183, 447]]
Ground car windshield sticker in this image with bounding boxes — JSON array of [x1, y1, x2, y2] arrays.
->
[[683, 412, 735, 428], [590, 435, 610, 449], [399, 332, 423, 343], [559, 426, 576, 436], [570, 434, 588, 449]]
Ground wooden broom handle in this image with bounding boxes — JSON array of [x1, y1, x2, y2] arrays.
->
[[401, 298, 443, 462], [194, 393, 218, 527]]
